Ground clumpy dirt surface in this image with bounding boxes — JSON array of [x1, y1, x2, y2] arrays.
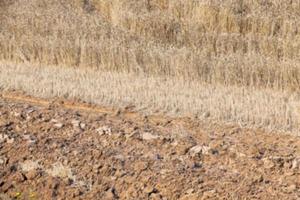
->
[[0, 94, 300, 200]]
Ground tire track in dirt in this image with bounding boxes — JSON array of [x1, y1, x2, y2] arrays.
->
[[0, 91, 172, 125]]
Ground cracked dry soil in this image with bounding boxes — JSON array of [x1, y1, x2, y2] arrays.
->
[[0, 96, 300, 199]]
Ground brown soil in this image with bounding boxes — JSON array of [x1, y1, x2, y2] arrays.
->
[[0, 93, 299, 200]]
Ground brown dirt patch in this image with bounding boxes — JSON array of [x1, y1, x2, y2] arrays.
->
[[0, 93, 299, 199]]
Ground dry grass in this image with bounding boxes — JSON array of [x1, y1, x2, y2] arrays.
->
[[0, 0, 299, 89], [0, 0, 300, 133], [1, 62, 300, 134]]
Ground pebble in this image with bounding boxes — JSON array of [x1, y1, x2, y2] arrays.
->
[[202, 112, 210, 118], [14, 112, 21, 117], [26, 108, 35, 114], [185, 188, 195, 194], [23, 134, 32, 140], [12, 172, 26, 183], [7, 138, 14, 144], [22, 135, 36, 144], [96, 126, 112, 135], [25, 170, 39, 180], [50, 119, 58, 123], [142, 132, 159, 141], [149, 193, 162, 200], [20, 160, 40, 172], [0, 134, 8, 143], [104, 187, 119, 199], [71, 120, 80, 127], [202, 189, 217, 199], [291, 157, 300, 170], [79, 123, 86, 130], [285, 185, 297, 193], [71, 120, 86, 130], [144, 186, 155, 194], [262, 158, 275, 169], [189, 145, 210, 156], [54, 123, 64, 128]]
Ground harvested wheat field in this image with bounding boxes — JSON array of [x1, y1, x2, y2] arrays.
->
[[0, 0, 300, 199]]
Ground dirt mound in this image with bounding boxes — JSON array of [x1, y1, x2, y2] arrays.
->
[[0, 95, 299, 199]]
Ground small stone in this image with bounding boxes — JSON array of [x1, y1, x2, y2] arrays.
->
[[202, 112, 210, 118], [20, 160, 40, 172], [202, 189, 216, 199], [28, 139, 36, 145], [79, 123, 86, 130], [104, 187, 119, 199], [46, 162, 74, 180], [54, 123, 64, 128], [23, 135, 36, 144], [12, 172, 26, 182], [0, 134, 8, 143], [23, 134, 31, 140], [96, 126, 112, 135], [269, 156, 283, 163], [144, 186, 155, 194], [189, 145, 210, 156], [134, 162, 148, 172], [292, 157, 300, 169], [285, 171, 295, 176], [25, 170, 39, 180], [14, 112, 21, 117], [71, 120, 80, 127], [7, 138, 14, 144], [185, 188, 195, 194], [142, 132, 159, 140], [283, 161, 292, 169], [0, 158, 5, 165], [171, 140, 178, 146], [262, 158, 275, 169], [149, 193, 162, 200], [51, 119, 58, 123], [191, 162, 202, 169], [285, 185, 297, 193], [26, 108, 35, 114]]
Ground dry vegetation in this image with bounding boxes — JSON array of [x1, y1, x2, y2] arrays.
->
[[0, 0, 300, 132], [1, 62, 300, 134]]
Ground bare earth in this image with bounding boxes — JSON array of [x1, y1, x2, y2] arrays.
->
[[0, 93, 299, 200]]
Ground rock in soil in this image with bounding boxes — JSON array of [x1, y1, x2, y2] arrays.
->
[[0, 96, 300, 199]]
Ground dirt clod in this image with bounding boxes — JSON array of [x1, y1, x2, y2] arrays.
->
[[0, 97, 300, 199]]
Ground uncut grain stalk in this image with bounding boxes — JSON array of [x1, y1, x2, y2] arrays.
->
[[1, 33, 299, 90], [1, 0, 299, 81]]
